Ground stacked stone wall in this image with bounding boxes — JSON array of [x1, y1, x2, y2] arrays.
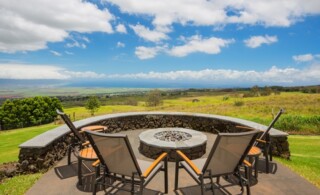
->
[[17, 113, 290, 174]]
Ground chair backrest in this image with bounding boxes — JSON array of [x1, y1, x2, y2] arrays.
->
[[202, 130, 259, 176], [56, 109, 86, 143], [259, 108, 284, 140], [85, 131, 142, 177]]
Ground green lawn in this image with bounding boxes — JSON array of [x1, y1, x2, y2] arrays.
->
[[0, 173, 42, 195], [276, 135, 320, 188], [0, 124, 59, 163]]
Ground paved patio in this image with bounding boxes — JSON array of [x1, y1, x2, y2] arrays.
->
[[26, 129, 319, 195]]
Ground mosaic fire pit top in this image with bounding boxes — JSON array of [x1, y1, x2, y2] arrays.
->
[[139, 128, 207, 149]]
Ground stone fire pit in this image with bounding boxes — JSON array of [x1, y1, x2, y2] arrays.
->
[[139, 128, 207, 161]]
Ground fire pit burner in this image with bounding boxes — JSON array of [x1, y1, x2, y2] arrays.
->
[[139, 128, 207, 161], [154, 131, 192, 142]]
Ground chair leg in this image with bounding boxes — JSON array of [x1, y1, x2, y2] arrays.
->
[[174, 159, 179, 190], [78, 158, 82, 186], [93, 179, 97, 195], [244, 166, 251, 194], [254, 156, 259, 179], [67, 146, 72, 165], [131, 174, 136, 195], [200, 175, 204, 195], [164, 158, 168, 193], [246, 182, 251, 195], [140, 178, 144, 195], [265, 147, 269, 174]]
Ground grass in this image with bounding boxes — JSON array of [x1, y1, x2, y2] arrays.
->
[[276, 135, 320, 188], [0, 124, 59, 163], [0, 173, 42, 195], [63, 92, 320, 134]]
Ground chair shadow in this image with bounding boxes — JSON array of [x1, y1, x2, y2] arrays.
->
[[177, 183, 237, 195], [54, 161, 94, 180], [54, 161, 160, 194], [256, 159, 278, 174], [54, 162, 78, 179], [78, 178, 161, 194]]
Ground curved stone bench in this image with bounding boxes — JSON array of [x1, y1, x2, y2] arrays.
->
[[19, 112, 290, 172]]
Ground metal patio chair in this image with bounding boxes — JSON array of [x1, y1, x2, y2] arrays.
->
[[85, 130, 168, 195], [175, 130, 260, 195], [56, 109, 107, 185], [238, 108, 284, 178]]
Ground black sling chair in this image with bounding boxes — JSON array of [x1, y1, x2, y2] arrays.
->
[[56, 109, 107, 185]]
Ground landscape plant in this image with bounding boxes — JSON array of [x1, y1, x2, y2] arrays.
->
[[85, 96, 101, 116], [146, 89, 163, 107], [0, 97, 62, 130]]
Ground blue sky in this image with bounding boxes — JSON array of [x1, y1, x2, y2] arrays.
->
[[0, 0, 320, 88]]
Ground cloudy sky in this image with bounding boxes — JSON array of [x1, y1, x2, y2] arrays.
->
[[0, 0, 320, 88]]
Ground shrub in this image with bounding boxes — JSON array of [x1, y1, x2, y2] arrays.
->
[[243, 92, 255, 98], [275, 115, 320, 134], [222, 96, 229, 101], [146, 89, 163, 107], [125, 98, 138, 106], [0, 97, 62, 130], [85, 96, 101, 116], [234, 100, 244, 106]]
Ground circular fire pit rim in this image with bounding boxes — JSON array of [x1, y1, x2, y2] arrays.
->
[[139, 127, 207, 149]]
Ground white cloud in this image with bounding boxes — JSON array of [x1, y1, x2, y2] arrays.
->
[[293, 54, 314, 62], [50, 50, 62, 57], [135, 46, 164, 59], [244, 35, 278, 48], [66, 41, 86, 49], [117, 42, 125, 48], [65, 51, 74, 55], [0, 64, 105, 79], [130, 24, 168, 42], [1, 63, 320, 85], [107, 64, 320, 84], [116, 24, 127, 33], [134, 35, 234, 59], [81, 36, 90, 43], [65, 35, 90, 49], [169, 35, 234, 57], [107, 0, 320, 28], [0, 0, 113, 53]]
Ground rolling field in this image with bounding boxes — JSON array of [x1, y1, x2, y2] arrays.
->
[[64, 92, 320, 134]]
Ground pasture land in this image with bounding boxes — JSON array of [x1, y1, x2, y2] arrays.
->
[[64, 92, 320, 134]]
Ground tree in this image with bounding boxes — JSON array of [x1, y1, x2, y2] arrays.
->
[[251, 85, 260, 97], [85, 96, 101, 116], [146, 89, 163, 107], [0, 96, 62, 130]]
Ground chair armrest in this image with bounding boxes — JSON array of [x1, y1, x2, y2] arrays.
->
[[142, 152, 168, 178], [256, 139, 267, 144], [82, 141, 90, 147], [92, 160, 100, 167], [176, 150, 201, 175], [236, 126, 263, 132], [80, 125, 108, 133], [243, 160, 252, 167], [236, 125, 255, 130]]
